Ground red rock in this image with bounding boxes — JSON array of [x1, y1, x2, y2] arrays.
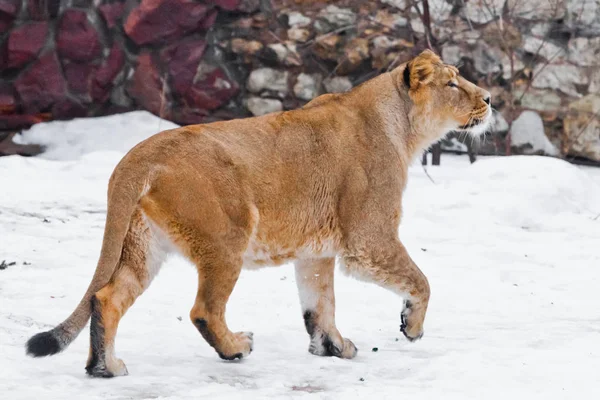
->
[[126, 52, 165, 116], [184, 64, 239, 111], [200, 8, 218, 30], [6, 22, 48, 69], [52, 98, 87, 119], [57, 9, 102, 62], [171, 107, 209, 125], [0, 113, 51, 130], [0, 83, 16, 114], [0, 39, 7, 69], [92, 44, 125, 102], [160, 38, 207, 95], [63, 62, 96, 96], [14, 51, 67, 113], [99, 2, 125, 29], [124, 0, 212, 45], [0, 0, 21, 33], [28, 0, 60, 21]]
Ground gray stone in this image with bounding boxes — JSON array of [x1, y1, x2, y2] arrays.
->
[[286, 11, 311, 28], [382, 0, 451, 21], [532, 64, 588, 97], [390, 14, 408, 28], [566, 0, 600, 34], [507, 0, 565, 20], [421, 0, 453, 21], [246, 97, 283, 116], [564, 95, 600, 161], [381, 0, 406, 9], [323, 76, 353, 94], [567, 37, 600, 67], [442, 45, 462, 66], [522, 36, 566, 62], [247, 68, 289, 94], [411, 18, 425, 34], [473, 42, 524, 80], [372, 36, 406, 51], [453, 28, 481, 45], [510, 110, 559, 155], [473, 42, 502, 75], [462, 0, 506, 24], [515, 88, 563, 112], [499, 51, 525, 80], [294, 73, 321, 101], [374, 9, 408, 28], [268, 43, 301, 66], [318, 5, 356, 28], [531, 23, 551, 37]]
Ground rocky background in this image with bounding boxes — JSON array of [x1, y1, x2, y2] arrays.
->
[[0, 0, 599, 163]]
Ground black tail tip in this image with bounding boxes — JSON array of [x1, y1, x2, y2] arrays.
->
[[26, 331, 62, 357]]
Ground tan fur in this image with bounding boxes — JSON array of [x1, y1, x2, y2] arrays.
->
[[27, 50, 492, 376]]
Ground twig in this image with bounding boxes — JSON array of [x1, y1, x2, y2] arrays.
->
[[422, 162, 436, 184], [300, 24, 356, 48]]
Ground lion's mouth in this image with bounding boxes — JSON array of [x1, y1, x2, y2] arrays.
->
[[458, 108, 492, 134], [459, 118, 484, 130]]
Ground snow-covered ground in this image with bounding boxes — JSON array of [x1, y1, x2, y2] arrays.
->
[[1, 111, 600, 399]]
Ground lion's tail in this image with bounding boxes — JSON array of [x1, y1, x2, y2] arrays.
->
[[26, 156, 150, 357]]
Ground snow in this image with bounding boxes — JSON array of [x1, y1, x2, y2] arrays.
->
[[1, 112, 600, 399], [13, 111, 179, 161], [510, 110, 560, 156]]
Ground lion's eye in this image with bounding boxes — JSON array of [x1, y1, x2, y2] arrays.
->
[[447, 81, 458, 88]]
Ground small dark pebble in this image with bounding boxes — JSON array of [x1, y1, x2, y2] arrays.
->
[[43, 218, 51, 223], [177, 316, 182, 321], [23, 261, 31, 265], [0, 260, 17, 270], [372, 347, 378, 352], [395, 338, 399, 342], [421, 248, 427, 252], [359, 378, 365, 382]]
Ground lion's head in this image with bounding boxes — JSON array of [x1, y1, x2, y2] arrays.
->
[[398, 50, 492, 139]]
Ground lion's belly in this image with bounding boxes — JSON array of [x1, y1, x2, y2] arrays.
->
[[242, 237, 340, 269]]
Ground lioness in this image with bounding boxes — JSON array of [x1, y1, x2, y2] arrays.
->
[[26, 50, 491, 377]]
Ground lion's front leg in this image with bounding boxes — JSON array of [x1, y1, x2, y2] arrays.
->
[[295, 258, 357, 359], [342, 239, 430, 341]]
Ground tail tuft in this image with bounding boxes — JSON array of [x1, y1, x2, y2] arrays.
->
[[26, 330, 63, 357]]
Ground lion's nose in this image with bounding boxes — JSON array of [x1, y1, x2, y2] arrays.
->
[[482, 89, 491, 105]]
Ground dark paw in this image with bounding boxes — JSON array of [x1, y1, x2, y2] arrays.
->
[[85, 358, 128, 377], [309, 333, 357, 359], [218, 351, 244, 361], [310, 334, 342, 357], [85, 364, 115, 378]]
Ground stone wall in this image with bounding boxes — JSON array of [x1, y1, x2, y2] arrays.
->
[[1, 0, 599, 162]]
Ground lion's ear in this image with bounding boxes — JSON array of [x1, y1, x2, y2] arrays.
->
[[407, 49, 441, 89]]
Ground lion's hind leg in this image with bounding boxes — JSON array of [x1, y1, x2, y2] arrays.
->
[[86, 209, 168, 378], [189, 248, 254, 360], [295, 258, 357, 359]]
